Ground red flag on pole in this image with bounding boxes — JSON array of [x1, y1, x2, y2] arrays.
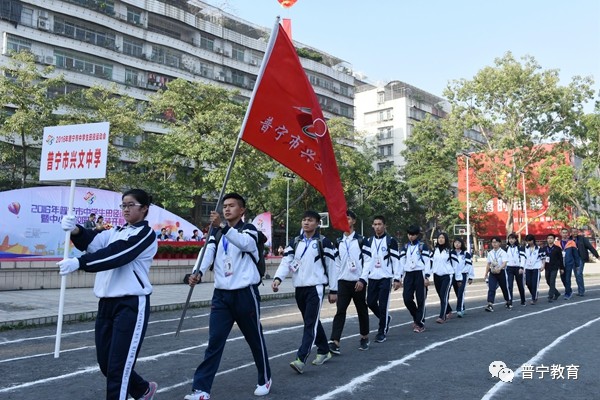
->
[[240, 21, 349, 231]]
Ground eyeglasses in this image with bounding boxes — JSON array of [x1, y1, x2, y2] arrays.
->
[[119, 203, 143, 210]]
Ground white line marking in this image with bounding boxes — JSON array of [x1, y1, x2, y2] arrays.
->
[[481, 315, 600, 399], [313, 298, 600, 400]]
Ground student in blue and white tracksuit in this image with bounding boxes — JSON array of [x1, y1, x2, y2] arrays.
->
[[484, 237, 512, 312], [520, 234, 544, 305], [185, 193, 271, 400], [58, 189, 158, 400], [505, 233, 526, 306], [450, 238, 474, 317], [359, 215, 399, 343], [272, 210, 337, 374], [431, 233, 458, 323], [395, 225, 431, 333], [329, 210, 370, 353]]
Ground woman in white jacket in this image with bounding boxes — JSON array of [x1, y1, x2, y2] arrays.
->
[[431, 233, 459, 323], [450, 238, 474, 317], [58, 189, 158, 400]]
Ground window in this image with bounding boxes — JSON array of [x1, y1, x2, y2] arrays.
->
[[377, 161, 394, 171], [232, 70, 245, 86], [53, 17, 116, 49], [20, 7, 33, 26], [232, 46, 244, 62], [377, 91, 384, 104], [55, 50, 113, 79], [200, 36, 214, 51], [6, 35, 31, 53], [127, 8, 142, 25], [378, 144, 393, 157], [125, 69, 139, 86], [123, 37, 143, 58]]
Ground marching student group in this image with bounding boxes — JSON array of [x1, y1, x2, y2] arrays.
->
[[57, 190, 598, 400]]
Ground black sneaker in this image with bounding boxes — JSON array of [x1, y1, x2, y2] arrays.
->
[[375, 333, 386, 343], [359, 338, 370, 351], [485, 304, 494, 312], [328, 341, 341, 355]]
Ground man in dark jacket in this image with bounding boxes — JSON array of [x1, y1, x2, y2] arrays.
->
[[558, 228, 580, 300], [541, 233, 563, 302], [571, 228, 599, 297]]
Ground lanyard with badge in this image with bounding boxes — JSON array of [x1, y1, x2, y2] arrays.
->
[[560, 241, 567, 259], [526, 247, 535, 268], [408, 243, 419, 270], [290, 236, 311, 272], [344, 236, 357, 271], [222, 236, 233, 277], [375, 237, 384, 268]]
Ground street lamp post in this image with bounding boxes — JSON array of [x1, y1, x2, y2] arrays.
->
[[519, 169, 528, 235], [283, 172, 295, 244], [462, 152, 472, 253]]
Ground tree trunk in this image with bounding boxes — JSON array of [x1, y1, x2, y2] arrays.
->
[[20, 130, 27, 188]]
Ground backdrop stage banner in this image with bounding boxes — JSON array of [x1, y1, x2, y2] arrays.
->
[[251, 211, 272, 255], [0, 186, 199, 259]]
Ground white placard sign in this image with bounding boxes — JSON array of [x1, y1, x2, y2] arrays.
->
[[39, 122, 110, 181]]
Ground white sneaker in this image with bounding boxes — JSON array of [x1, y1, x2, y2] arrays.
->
[[184, 390, 210, 400], [254, 378, 272, 396]]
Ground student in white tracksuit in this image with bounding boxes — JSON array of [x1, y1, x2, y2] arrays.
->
[[505, 233, 526, 306], [272, 211, 337, 374], [58, 189, 158, 400], [185, 193, 272, 400], [484, 237, 512, 312], [520, 234, 544, 305], [450, 238, 474, 317], [430, 233, 459, 323]]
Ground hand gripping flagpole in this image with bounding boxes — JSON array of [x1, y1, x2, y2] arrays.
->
[[175, 17, 281, 337], [54, 179, 77, 358]]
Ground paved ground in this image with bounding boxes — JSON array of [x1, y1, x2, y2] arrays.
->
[[0, 263, 599, 400]]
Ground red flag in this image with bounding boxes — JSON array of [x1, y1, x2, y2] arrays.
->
[[241, 22, 349, 232]]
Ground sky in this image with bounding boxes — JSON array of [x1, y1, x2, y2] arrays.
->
[[204, 0, 600, 105]]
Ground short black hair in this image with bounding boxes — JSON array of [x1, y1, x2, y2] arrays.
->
[[407, 225, 421, 235], [302, 210, 321, 221], [346, 209, 357, 220], [525, 234, 536, 242], [547, 233, 556, 239], [491, 237, 502, 243], [223, 192, 246, 208], [373, 215, 386, 224]]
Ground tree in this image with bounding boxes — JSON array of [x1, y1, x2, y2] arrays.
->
[[136, 79, 276, 226], [62, 84, 145, 191], [542, 105, 600, 235], [401, 116, 462, 241], [445, 52, 594, 237], [0, 51, 65, 189]]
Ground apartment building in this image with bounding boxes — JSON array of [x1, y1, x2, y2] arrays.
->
[[354, 80, 449, 170], [0, 0, 355, 140]]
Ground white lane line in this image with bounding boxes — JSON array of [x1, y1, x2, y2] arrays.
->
[[481, 315, 600, 400], [0, 293, 596, 394], [313, 298, 600, 400], [0, 346, 93, 363]]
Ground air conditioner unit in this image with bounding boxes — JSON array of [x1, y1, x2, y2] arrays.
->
[[216, 76, 225, 82], [215, 47, 222, 54], [250, 60, 257, 66], [38, 18, 49, 30]]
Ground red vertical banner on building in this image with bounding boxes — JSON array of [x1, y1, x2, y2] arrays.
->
[[240, 22, 349, 231]]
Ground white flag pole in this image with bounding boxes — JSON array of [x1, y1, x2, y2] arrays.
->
[[54, 179, 76, 358]]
